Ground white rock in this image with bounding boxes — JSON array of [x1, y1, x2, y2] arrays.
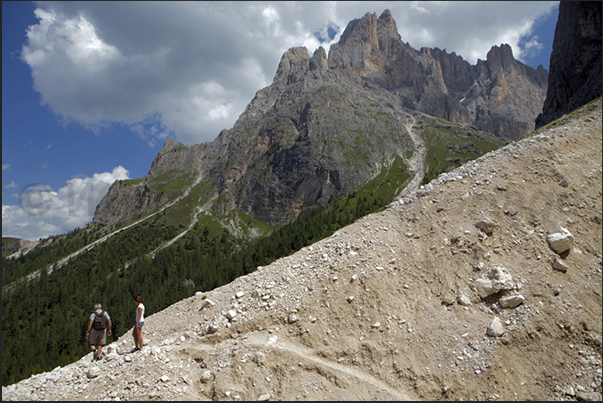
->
[[199, 370, 213, 384], [457, 294, 472, 306], [258, 393, 271, 401], [473, 264, 514, 299], [499, 294, 525, 309], [251, 289, 262, 298], [547, 228, 574, 254], [287, 313, 298, 324], [160, 375, 170, 383], [87, 366, 101, 378], [226, 310, 237, 320], [487, 317, 505, 337], [201, 299, 216, 309], [235, 291, 245, 299]]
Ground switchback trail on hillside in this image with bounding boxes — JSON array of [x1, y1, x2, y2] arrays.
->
[[2, 173, 208, 294]]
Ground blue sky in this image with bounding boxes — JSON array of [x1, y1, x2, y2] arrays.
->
[[2, 1, 559, 241]]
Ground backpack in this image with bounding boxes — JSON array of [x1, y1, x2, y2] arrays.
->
[[93, 311, 107, 331]]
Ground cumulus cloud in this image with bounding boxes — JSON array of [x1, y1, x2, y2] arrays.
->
[[2, 163, 10, 170], [21, 1, 556, 147], [2, 166, 129, 241]]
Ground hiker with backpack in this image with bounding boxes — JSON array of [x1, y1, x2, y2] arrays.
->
[[132, 296, 145, 352], [85, 303, 112, 362]]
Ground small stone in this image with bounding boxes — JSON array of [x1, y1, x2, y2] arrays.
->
[[258, 393, 271, 401], [160, 375, 170, 383], [499, 294, 525, 309], [475, 218, 497, 236], [457, 294, 472, 306], [442, 292, 456, 306], [200, 370, 213, 384], [235, 291, 245, 299], [201, 299, 216, 309], [87, 366, 101, 379], [576, 391, 602, 401], [226, 310, 237, 320], [563, 386, 576, 397], [251, 289, 262, 298], [287, 313, 298, 324], [346, 296, 355, 303], [553, 257, 569, 272]]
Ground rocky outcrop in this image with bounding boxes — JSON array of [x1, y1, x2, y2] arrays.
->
[[92, 179, 166, 226], [535, 1, 602, 128]]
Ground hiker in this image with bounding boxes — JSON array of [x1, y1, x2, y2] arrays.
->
[[85, 303, 112, 362], [132, 296, 145, 352]]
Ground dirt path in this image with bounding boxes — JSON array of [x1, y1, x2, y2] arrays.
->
[[244, 331, 411, 400]]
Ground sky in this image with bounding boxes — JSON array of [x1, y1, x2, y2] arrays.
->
[[2, 1, 559, 241]]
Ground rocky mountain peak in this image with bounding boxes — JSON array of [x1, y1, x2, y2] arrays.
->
[[376, 9, 399, 40], [485, 43, 516, 71], [309, 46, 328, 71], [274, 46, 311, 85]]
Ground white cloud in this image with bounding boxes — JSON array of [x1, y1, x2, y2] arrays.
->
[[20, 1, 556, 147], [5, 181, 18, 189], [2, 163, 10, 170], [2, 166, 130, 241]]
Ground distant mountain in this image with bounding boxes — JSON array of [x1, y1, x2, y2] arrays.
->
[[93, 10, 546, 229]]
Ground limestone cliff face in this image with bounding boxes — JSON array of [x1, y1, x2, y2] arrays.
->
[[94, 9, 547, 227], [536, 1, 602, 128], [325, 10, 547, 141]]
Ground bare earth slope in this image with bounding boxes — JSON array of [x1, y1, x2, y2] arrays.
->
[[3, 99, 601, 401]]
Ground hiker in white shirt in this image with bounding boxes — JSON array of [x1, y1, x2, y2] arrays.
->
[[132, 296, 145, 352]]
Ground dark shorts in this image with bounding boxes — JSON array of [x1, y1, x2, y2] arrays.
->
[[137, 321, 145, 328], [89, 329, 106, 346]]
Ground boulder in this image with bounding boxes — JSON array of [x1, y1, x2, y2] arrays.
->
[[473, 264, 514, 299], [547, 228, 574, 254], [487, 317, 505, 337]]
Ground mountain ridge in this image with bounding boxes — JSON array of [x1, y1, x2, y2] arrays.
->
[[92, 9, 546, 230]]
